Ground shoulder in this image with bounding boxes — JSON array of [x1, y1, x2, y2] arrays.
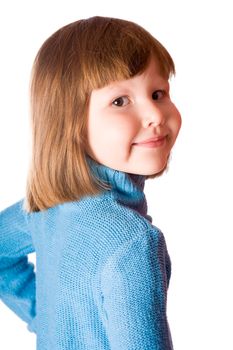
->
[[53, 194, 155, 258], [32, 194, 163, 263], [72, 193, 152, 240]]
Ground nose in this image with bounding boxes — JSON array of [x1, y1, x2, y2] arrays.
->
[[141, 101, 165, 128]]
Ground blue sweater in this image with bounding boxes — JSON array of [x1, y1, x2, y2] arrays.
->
[[0, 157, 173, 349]]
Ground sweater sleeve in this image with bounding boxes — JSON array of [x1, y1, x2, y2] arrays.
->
[[100, 228, 173, 350], [0, 199, 36, 333]]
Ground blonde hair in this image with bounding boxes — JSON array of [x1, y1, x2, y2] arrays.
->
[[24, 16, 176, 213]]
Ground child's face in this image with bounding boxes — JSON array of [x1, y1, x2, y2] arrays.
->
[[86, 57, 181, 175]]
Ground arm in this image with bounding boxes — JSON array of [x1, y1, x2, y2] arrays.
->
[[0, 199, 36, 333], [101, 229, 173, 350]]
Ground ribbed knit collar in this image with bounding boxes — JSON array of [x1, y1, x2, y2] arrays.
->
[[86, 156, 152, 223]]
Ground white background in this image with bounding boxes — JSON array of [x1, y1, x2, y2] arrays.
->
[[0, 0, 232, 349]]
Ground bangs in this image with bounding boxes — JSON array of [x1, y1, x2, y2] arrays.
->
[[78, 17, 175, 92]]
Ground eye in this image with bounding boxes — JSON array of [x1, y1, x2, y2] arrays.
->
[[152, 90, 166, 101], [112, 96, 130, 107]]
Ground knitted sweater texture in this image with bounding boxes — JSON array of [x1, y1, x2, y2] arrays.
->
[[0, 157, 173, 349]]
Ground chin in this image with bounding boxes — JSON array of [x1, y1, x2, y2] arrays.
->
[[144, 161, 169, 177], [128, 166, 165, 176], [141, 167, 167, 180], [145, 161, 168, 175]]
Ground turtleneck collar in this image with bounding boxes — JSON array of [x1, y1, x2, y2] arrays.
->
[[86, 156, 152, 223]]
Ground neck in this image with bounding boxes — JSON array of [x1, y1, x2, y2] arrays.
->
[[86, 156, 152, 223]]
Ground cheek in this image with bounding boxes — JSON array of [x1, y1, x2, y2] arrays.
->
[[175, 110, 182, 133], [173, 111, 182, 134], [106, 116, 136, 143], [169, 104, 182, 134], [166, 108, 182, 150]]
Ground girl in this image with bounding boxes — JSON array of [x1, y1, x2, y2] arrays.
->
[[0, 16, 181, 349]]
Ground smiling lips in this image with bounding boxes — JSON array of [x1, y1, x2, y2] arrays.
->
[[132, 136, 167, 148]]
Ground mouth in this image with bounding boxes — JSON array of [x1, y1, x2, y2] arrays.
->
[[132, 136, 167, 148]]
